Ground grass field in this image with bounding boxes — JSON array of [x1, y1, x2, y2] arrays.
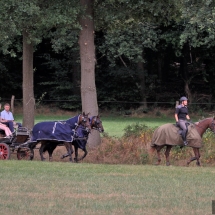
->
[[0, 160, 214, 215], [2, 110, 215, 214]]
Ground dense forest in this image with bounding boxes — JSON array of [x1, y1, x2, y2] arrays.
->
[[0, 0, 215, 113]]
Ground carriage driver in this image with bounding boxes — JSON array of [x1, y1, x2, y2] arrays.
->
[[174, 96, 190, 146]]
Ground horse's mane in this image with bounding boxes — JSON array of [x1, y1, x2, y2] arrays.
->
[[195, 117, 214, 125]]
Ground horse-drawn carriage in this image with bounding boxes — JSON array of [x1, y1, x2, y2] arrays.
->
[[0, 113, 104, 162], [0, 127, 33, 160]]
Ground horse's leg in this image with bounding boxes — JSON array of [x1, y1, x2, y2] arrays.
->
[[63, 142, 73, 162], [155, 145, 164, 165], [39, 142, 46, 161], [79, 148, 88, 161], [61, 153, 68, 159], [79, 149, 88, 160], [75, 148, 88, 162], [164, 145, 172, 166], [47, 146, 56, 162], [61, 150, 74, 159], [187, 148, 200, 166], [195, 148, 201, 166], [73, 145, 78, 162], [47, 149, 53, 161]]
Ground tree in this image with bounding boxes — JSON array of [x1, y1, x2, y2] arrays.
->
[[95, 0, 180, 107], [79, 0, 100, 147], [0, 1, 81, 129], [23, 31, 34, 128]]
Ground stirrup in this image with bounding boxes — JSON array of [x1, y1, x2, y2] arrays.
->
[[183, 141, 188, 146]]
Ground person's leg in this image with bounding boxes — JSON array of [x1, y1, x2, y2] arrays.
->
[[7, 121, 14, 132], [1, 122, 14, 132], [0, 123, 12, 136], [5, 127, 12, 136], [178, 120, 188, 145]]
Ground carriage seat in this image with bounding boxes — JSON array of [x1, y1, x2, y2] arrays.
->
[[13, 127, 30, 143]]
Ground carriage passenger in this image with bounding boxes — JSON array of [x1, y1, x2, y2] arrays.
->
[[0, 122, 12, 137], [174, 96, 190, 146], [0, 103, 22, 132]]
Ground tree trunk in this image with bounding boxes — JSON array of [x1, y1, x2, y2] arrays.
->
[[79, 0, 100, 147], [22, 31, 35, 129]]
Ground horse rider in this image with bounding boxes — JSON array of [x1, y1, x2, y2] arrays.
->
[[174, 96, 190, 146]]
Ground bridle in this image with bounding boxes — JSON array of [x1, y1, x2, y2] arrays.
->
[[209, 118, 215, 133], [78, 114, 91, 133], [90, 116, 103, 133], [194, 118, 215, 134]]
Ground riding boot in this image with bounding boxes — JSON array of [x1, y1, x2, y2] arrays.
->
[[182, 131, 188, 146]]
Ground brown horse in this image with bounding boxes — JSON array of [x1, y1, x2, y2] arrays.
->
[[29, 112, 91, 162], [41, 115, 104, 162], [150, 117, 215, 166]]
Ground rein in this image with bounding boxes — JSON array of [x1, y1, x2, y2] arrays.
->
[[194, 118, 215, 134], [90, 116, 103, 132]]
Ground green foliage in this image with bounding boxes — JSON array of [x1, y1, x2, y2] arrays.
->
[[0, 0, 81, 55], [1, 0, 215, 110], [99, 25, 159, 65], [180, 0, 215, 48], [123, 123, 151, 137]]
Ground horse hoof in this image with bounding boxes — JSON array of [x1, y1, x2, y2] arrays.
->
[[166, 162, 170, 166]]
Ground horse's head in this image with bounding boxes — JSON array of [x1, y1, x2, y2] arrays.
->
[[209, 117, 215, 133], [90, 115, 104, 133], [195, 117, 215, 137], [79, 112, 91, 133]]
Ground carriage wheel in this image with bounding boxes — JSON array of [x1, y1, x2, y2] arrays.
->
[[0, 143, 10, 160], [17, 148, 34, 160]]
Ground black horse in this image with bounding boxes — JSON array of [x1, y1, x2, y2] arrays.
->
[[41, 115, 104, 162], [29, 112, 91, 162]]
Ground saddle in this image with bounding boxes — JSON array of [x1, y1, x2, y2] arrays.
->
[[175, 121, 191, 136]]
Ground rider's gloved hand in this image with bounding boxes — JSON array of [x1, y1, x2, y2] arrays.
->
[[176, 121, 179, 126]]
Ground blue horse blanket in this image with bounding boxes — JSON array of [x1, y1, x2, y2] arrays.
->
[[73, 125, 89, 150], [31, 115, 80, 142]]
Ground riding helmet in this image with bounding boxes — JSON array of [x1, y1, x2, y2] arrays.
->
[[180, 96, 188, 102]]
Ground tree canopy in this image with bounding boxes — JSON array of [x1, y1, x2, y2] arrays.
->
[[0, 0, 214, 116]]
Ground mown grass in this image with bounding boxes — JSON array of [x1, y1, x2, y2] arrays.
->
[[3, 110, 215, 214], [0, 160, 214, 215]]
